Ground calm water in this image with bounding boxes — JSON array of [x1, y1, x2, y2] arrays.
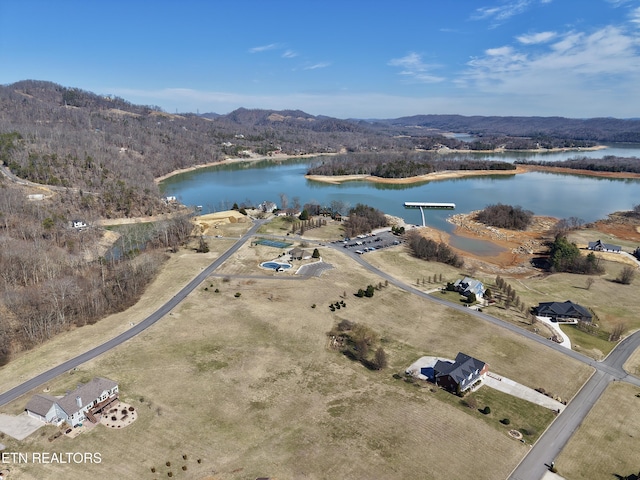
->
[[160, 144, 640, 255]]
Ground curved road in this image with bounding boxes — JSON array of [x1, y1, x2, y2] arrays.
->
[[333, 245, 640, 480], [1, 225, 639, 480], [0, 219, 265, 408]]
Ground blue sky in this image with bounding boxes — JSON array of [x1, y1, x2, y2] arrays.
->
[[1, 0, 640, 118]]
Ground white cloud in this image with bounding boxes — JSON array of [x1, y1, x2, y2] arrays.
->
[[473, 1, 533, 24], [388, 52, 444, 83], [303, 62, 331, 70], [630, 6, 640, 24], [249, 43, 279, 53], [282, 50, 298, 58], [460, 24, 640, 113], [517, 31, 557, 44]]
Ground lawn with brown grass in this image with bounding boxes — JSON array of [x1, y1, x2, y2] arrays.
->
[[555, 382, 640, 480], [0, 237, 592, 480]]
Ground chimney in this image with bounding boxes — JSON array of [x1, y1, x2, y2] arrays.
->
[[76, 396, 82, 408]]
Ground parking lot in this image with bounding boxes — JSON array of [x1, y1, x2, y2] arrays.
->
[[331, 229, 403, 255]]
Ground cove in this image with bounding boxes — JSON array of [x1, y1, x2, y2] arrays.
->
[[160, 148, 640, 256]]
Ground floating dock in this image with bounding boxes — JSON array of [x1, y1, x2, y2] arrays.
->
[[404, 202, 456, 209], [404, 202, 455, 226]]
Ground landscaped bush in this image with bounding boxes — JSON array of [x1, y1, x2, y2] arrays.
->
[[501, 418, 511, 425], [482, 406, 491, 415]]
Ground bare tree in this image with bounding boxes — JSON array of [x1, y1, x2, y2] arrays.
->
[[585, 277, 595, 290], [373, 347, 388, 370], [616, 266, 636, 285]]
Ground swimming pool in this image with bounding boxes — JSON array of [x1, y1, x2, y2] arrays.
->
[[260, 261, 292, 270]]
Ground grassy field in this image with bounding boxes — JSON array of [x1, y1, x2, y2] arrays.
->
[[366, 246, 638, 360], [555, 382, 640, 480], [0, 230, 593, 480], [625, 348, 640, 377]]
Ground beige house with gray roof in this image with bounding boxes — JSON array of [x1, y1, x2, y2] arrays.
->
[[25, 377, 118, 426]]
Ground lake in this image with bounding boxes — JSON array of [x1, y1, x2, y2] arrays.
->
[[160, 145, 640, 255]]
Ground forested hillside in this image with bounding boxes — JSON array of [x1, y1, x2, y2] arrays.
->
[[1, 78, 639, 367], [372, 114, 640, 142]]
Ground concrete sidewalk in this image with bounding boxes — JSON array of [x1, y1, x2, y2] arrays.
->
[[485, 373, 566, 412]]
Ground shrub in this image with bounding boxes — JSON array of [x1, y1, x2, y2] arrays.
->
[[616, 266, 636, 285], [234, 292, 241, 298], [482, 406, 491, 415], [311, 304, 316, 309], [166, 461, 171, 467], [501, 418, 511, 425]]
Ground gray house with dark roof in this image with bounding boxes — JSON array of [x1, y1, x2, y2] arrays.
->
[[534, 300, 592, 322], [588, 239, 621, 253], [434, 352, 488, 393], [25, 377, 119, 426]]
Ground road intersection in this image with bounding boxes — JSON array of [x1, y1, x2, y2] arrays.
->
[[0, 219, 638, 480]]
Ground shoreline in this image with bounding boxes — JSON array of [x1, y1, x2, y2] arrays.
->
[[306, 164, 640, 185], [154, 145, 621, 185], [154, 152, 336, 183]]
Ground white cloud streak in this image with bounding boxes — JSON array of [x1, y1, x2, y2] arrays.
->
[[388, 52, 444, 83], [303, 62, 331, 70], [249, 43, 280, 53], [516, 31, 557, 44], [473, 1, 534, 24]]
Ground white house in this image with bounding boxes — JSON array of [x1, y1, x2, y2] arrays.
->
[[259, 201, 278, 213], [71, 219, 87, 229], [25, 377, 119, 426]]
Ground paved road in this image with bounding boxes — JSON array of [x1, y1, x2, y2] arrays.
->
[[1, 224, 638, 480], [0, 219, 265, 408], [328, 243, 640, 480]]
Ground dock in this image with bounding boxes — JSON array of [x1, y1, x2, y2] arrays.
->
[[404, 202, 456, 226]]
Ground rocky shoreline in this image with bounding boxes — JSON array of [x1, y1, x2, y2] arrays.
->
[[447, 211, 556, 256]]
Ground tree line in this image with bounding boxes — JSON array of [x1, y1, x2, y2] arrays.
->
[[307, 152, 516, 178], [405, 230, 464, 267], [515, 156, 640, 174]]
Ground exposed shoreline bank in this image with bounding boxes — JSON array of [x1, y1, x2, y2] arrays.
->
[[154, 146, 640, 187], [154, 152, 336, 183]]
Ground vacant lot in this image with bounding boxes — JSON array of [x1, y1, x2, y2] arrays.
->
[[367, 245, 637, 359], [556, 382, 640, 480], [0, 235, 591, 480]]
